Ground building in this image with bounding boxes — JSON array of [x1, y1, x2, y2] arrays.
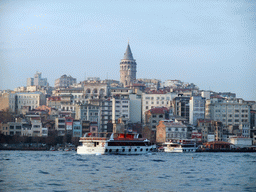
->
[[189, 96, 205, 126], [55, 117, 66, 136], [8, 92, 46, 113], [197, 119, 225, 142], [205, 98, 250, 126], [73, 120, 82, 137], [228, 136, 252, 147], [47, 96, 61, 110], [172, 95, 190, 121], [129, 94, 142, 123], [54, 74, 77, 88], [120, 43, 137, 87], [0, 123, 9, 135], [27, 72, 48, 87], [137, 78, 160, 90], [30, 117, 43, 137], [65, 117, 73, 135], [204, 141, 232, 150], [90, 122, 98, 136], [162, 80, 182, 88], [0, 92, 11, 111], [83, 81, 109, 99], [98, 97, 131, 132], [5, 122, 22, 136], [145, 107, 170, 131], [142, 92, 177, 124], [156, 120, 188, 143]]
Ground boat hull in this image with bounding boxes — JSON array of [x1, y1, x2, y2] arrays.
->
[[77, 145, 156, 155], [164, 147, 197, 153]]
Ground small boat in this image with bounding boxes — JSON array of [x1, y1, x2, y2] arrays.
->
[[77, 132, 156, 155], [163, 139, 197, 153]]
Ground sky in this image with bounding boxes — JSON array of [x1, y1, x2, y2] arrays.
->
[[0, 0, 255, 100]]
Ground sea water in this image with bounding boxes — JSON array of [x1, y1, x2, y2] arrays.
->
[[1, 151, 255, 192]]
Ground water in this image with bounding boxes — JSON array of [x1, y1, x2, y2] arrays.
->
[[1, 151, 256, 192]]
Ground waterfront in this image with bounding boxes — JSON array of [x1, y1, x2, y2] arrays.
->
[[1, 151, 256, 192]]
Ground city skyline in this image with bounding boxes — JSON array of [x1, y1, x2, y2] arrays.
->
[[1, 0, 255, 101]]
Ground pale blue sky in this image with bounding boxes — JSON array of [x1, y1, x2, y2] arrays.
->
[[0, 0, 255, 100]]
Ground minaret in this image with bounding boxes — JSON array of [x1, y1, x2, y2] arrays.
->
[[120, 43, 137, 87]]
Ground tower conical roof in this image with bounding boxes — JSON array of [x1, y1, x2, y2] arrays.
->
[[123, 43, 134, 60]]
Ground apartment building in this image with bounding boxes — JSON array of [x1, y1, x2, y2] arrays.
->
[[54, 74, 77, 88], [145, 107, 170, 131], [55, 117, 66, 136], [73, 120, 82, 137], [197, 119, 224, 142], [142, 92, 177, 124], [172, 95, 190, 121], [205, 98, 250, 126], [8, 92, 46, 113], [189, 96, 205, 126], [156, 120, 188, 143], [27, 72, 48, 87]]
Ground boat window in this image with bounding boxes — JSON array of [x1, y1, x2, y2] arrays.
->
[[105, 149, 108, 152], [129, 149, 131, 152], [122, 149, 125, 152], [150, 148, 153, 151], [109, 149, 112, 152], [116, 149, 119, 152], [135, 149, 137, 152], [146, 148, 148, 151], [140, 148, 143, 151]]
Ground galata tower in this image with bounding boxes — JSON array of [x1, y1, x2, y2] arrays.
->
[[120, 43, 137, 87]]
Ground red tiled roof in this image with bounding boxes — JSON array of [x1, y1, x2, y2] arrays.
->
[[150, 107, 169, 114]]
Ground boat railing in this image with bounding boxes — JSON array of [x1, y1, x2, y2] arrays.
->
[[80, 132, 144, 140]]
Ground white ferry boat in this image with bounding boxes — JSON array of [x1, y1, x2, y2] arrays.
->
[[77, 133, 156, 155], [163, 139, 197, 153]]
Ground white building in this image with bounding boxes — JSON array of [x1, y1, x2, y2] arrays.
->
[[142, 92, 177, 123], [9, 92, 46, 113], [228, 136, 252, 147], [31, 117, 43, 137], [27, 72, 48, 87], [189, 96, 205, 126], [240, 124, 250, 138], [55, 117, 66, 136], [55, 74, 77, 88], [129, 94, 142, 123], [205, 98, 250, 126]]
